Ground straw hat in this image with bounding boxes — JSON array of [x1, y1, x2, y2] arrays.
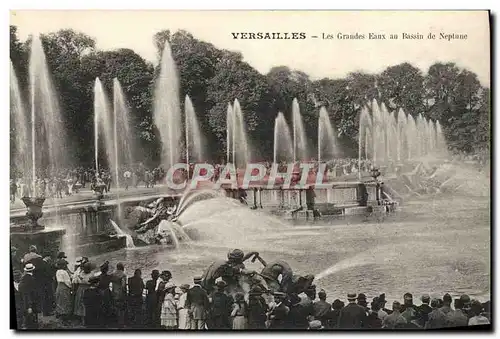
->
[[179, 284, 190, 291], [24, 263, 35, 272], [164, 282, 176, 290], [308, 320, 323, 330], [347, 293, 357, 301]]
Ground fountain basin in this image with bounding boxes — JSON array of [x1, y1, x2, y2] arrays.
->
[[74, 233, 127, 257], [10, 227, 66, 258]]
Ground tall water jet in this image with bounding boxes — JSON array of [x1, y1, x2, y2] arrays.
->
[[379, 102, 390, 164], [154, 40, 182, 170], [396, 108, 408, 162], [112, 78, 132, 221], [29, 34, 68, 192], [226, 103, 233, 164], [407, 115, 418, 160], [370, 99, 381, 165], [184, 95, 204, 164], [429, 120, 436, 153], [113, 79, 135, 167], [388, 108, 397, 163], [93, 78, 114, 176], [292, 98, 309, 162], [416, 114, 426, 157], [358, 107, 372, 175], [10, 61, 30, 180], [113, 81, 121, 202], [436, 121, 448, 156], [231, 99, 250, 168], [273, 112, 293, 164], [94, 95, 99, 174], [317, 107, 340, 163]]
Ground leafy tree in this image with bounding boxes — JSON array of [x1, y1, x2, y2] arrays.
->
[[9, 25, 490, 166], [207, 50, 275, 160], [423, 62, 461, 122], [377, 62, 425, 115]]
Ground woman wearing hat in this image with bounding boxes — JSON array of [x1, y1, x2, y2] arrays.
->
[[231, 292, 248, 330], [160, 282, 178, 329], [73, 262, 93, 324], [55, 259, 73, 322], [73, 257, 83, 276]]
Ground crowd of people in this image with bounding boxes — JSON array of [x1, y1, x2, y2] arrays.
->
[[9, 164, 170, 203], [11, 151, 487, 204], [9, 160, 368, 204], [12, 245, 491, 330]]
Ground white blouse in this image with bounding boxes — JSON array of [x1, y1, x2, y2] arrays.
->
[[56, 269, 72, 288]]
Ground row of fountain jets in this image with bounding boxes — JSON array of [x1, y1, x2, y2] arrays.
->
[[11, 35, 449, 191]]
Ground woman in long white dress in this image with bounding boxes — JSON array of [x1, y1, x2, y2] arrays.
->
[[160, 282, 178, 329], [231, 292, 248, 330], [177, 284, 191, 329]]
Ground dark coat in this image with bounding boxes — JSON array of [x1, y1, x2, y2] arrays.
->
[[186, 285, 210, 320], [209, 291, 232, 329], [268, 302, 289, 329], [83, 287, 102, 328], [18, 273, 39, 329], [128, 276, 145, 297], [418, 304, 433, 327], [287, 303, 310, 329], [365, 310, 383, 329], [329, 308, 342, 328], [18, 273, 38, 312], [313, 300, 332, 325], [128, 276, 144, 327], [97, 273, 113, 319], [338, 302, 367, 329], [145, 278, 158, 325], [425, 308, 446, 329], [247, 295, 268, 329]]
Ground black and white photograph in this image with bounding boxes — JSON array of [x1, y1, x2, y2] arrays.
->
[[8, 9, 491, 331]]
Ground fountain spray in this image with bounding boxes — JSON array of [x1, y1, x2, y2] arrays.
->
[[185, 96, 190, 177]]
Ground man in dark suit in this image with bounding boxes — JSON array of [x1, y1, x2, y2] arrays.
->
[[417, 294, 432, 327], [338, 293, 367, 329], [18, 263, 39, 329], [186, 276, 210, 329], [268, 292, 290, 329], [128, 269, 145, 328], [208, 281, 232, 329], [145, 270, 160, 327], [313, 289, 332, 327]]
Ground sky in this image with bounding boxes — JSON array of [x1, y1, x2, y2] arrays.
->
[[10, 10, 491, 86]]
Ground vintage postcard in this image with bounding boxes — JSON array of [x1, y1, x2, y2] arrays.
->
[[9, 10, 490, 331]]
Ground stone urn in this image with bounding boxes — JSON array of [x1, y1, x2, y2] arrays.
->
[[21, 197, 46, 231]]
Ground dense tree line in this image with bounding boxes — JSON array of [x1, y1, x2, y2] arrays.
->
[[10, 25, 490, 168]]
